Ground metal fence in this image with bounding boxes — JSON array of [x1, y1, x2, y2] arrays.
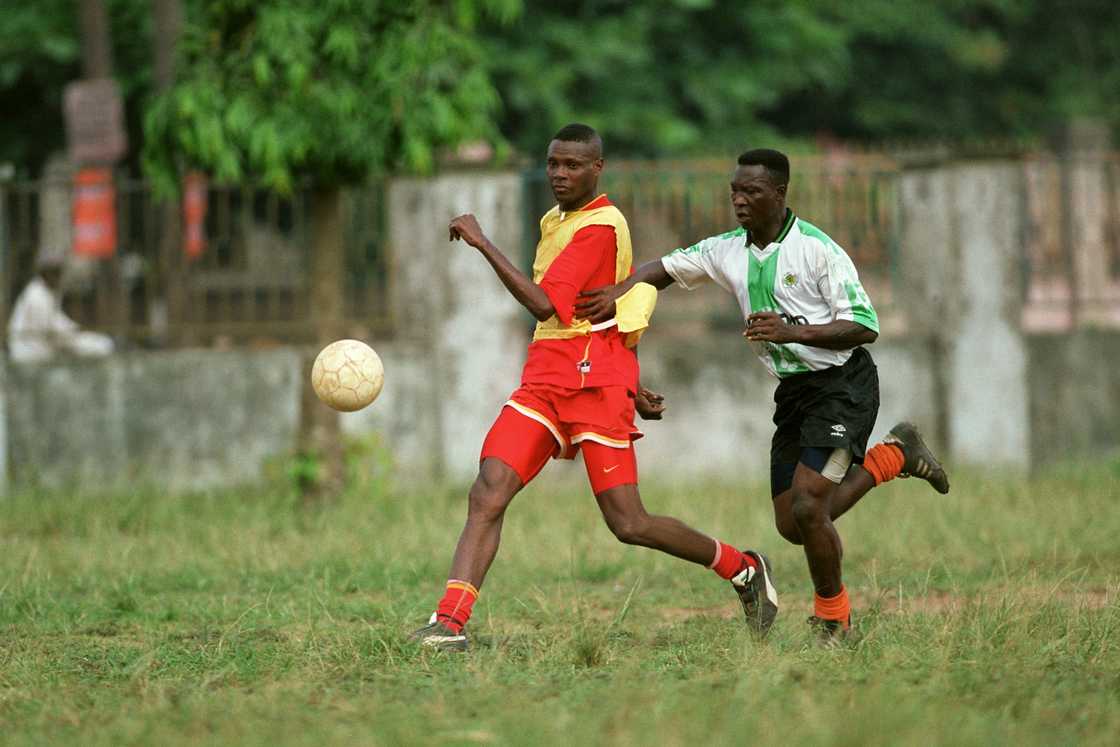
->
[[1, 178, 391, 351], [1019, 152, 1120, 331], [4, 152, 1119, 352]]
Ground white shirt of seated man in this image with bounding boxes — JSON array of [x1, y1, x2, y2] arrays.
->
[[7, 258, 114, 364]]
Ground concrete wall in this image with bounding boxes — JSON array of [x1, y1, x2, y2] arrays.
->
[[4, 349, 301, 492], [1027, 330, 1120, 462]]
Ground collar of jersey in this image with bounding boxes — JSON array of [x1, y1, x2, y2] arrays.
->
[[745, 208, 797, 252], [558, 193, 611, 220]]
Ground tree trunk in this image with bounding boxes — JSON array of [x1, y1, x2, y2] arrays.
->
[[78, 0, 113, 79], [152, 0, 186, 346], [297, 187, 346, 502]]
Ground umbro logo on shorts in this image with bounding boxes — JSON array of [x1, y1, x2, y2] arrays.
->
[[830, 424, 846, 436]]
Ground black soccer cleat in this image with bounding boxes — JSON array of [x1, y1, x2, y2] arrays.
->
[[883, 421, 950, 494], [410, 614, 469, 652], [807, 615, 855, 648], [731, 550, 779, 635]]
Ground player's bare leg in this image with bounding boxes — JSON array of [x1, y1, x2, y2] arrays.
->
[[774, 421, 950, 546], [773, 465, 874, 544], [787, 465, 844, 598], [446, 457, 525, 587], [595, 482, 779, 634], [411, 457, 523, 651], [782, 463, 853, 642], [594, 483, 718, 564]]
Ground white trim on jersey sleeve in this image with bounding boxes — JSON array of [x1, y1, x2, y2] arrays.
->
[[660, 238, 719, 291]]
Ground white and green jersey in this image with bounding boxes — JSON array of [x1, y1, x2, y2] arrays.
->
[[660, 210, 878, 379]]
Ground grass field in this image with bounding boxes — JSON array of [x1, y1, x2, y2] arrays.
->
[[2, 460, 1119, 746]]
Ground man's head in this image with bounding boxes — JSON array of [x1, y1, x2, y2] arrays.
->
[[35, 253, 64, 291], [731, 149, 790, 232], [547, 123, 603, 211]]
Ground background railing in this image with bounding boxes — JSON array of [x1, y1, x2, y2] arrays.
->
[[4, 152, 1120, 353], [1, 179, 392, 350], [1019, 152, 1120, 331]]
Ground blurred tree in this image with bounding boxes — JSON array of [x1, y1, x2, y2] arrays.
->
[[142, 0, 520, 498], [485, 0, 850, 157], [485, 0, 1120, 155], [2, 0, 1117, 176], [143, 0, 520, 193], [0, 0, 151, 176]]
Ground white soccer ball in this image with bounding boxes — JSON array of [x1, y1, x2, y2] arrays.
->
[[311, 339, 384, 412]]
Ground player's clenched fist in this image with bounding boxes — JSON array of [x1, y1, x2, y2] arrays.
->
[[635, 386, 666, 420], [449, 214, 489, 250], [745, 311, 797, 343]]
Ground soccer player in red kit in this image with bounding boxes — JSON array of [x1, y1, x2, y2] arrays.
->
[[411, 124, 778, 651]]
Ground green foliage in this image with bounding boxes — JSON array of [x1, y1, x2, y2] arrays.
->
[[1, 467, 1119, 743], [485, 0, 1120, 155], [268, 433, 397, 497], [486, 0, 851, 156], [143, 0, 521, 192], [2, 1, 1118, 177]]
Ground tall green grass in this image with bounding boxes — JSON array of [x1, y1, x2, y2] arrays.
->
[[1, 461, 1118, 745]]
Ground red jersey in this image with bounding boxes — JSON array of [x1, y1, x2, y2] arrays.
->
[[520, 196, 639, 392]]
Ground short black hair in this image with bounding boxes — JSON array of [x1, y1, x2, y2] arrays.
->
[[553, 123, 598, 143], [552, 123, 603, 157], [737, 148, 790, 187]]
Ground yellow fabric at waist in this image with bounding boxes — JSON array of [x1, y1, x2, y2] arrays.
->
[[531, 282, 658, 348]]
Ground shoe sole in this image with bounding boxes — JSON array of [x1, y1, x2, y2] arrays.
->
[[736, 551, 779, 635], [420, 634, 468, 652], [887, 422, 950, 494]]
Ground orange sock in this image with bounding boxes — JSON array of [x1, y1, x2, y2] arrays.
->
[[814, 586, 850, 628], [709, 540, 757, 580], [435, 579, 479, 634], [863, 443, 904, 485]]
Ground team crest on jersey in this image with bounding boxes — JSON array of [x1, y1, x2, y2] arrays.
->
[[783, 272, 797, 287]]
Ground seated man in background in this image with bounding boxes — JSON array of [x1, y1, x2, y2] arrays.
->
[[7, 253, 114, 364]]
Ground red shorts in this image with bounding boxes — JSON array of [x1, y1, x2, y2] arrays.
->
[[480, 384, 642, 494]]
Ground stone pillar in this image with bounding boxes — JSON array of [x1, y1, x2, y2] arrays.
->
[[0, 359, 8, 497], [896, 167, 956, 455], [897, 163, 1029, 467], [947, 164, 1029, 467], [387, 173, 525, 479], [40, 154, 74, 263]]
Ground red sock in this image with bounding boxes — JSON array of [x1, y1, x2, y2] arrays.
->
[[814, 586, 850, 629], [863, 443, 904, 485], [435, 579, 479, 634], [709, 540, 757, 580]]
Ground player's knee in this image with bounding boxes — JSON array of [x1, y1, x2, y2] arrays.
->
[[606, 512, 651, 546], [775, 516, 803, 545], [790, 490, 827, 528], [467, 479, 512, 523]]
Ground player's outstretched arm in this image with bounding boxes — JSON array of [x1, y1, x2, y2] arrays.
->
[[575, 259, 674, 323], [745, 313, 878, 350], [449, 214, 555, 321]]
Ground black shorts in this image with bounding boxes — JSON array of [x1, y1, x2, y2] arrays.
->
[[769, 347, 879, 496]]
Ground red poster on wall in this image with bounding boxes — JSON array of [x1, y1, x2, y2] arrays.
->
[[182, 172, 208, 261], [72, 167, 117, 258]]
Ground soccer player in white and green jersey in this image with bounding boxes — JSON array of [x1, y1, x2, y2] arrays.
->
[[577, 149, 949, 642]]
